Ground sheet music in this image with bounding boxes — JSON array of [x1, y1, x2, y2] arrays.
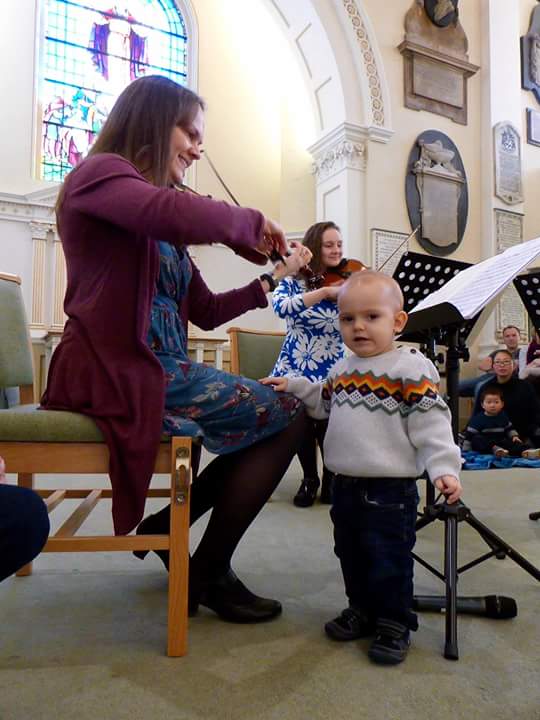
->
[[409, 236, 540, 320]]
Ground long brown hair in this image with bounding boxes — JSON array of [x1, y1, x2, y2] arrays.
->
[[302, 221, 341, 275], [55, 76, 205, 220]]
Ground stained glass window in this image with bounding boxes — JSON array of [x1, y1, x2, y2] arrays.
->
[[39, 0, 188, 182]]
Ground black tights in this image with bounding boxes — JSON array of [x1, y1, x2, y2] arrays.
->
[[149, 409, 307, 589], [296, 418, 328, 479]]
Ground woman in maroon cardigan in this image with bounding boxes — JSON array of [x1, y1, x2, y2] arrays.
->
[[42, 75, 309, 623]]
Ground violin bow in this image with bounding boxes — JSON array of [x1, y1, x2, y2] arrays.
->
[[376, 225, 420, 273]]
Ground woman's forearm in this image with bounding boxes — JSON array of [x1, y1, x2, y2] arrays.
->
[[302, 287, 330, 307]]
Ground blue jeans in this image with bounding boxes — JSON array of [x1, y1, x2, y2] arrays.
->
[[330, 476, 419, 629], [459, 373, 495, 398], [0, 485, 50, 581]]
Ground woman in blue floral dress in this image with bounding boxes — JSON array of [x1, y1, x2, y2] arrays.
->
[[272, 222, 346, 507]]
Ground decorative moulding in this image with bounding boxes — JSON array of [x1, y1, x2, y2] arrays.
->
[[308, 122, 389, 182], [0, 187, 58, 226]]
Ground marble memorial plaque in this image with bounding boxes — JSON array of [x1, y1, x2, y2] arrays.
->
[[412, 56, 464, 108], [371, 229, 410, 277], [495, 209, 527, 334], [494, 122, 523, 205], [398, 0, 479, 125], [526, 108, 540, 147]]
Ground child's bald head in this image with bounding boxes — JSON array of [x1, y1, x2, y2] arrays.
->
[[338, 270, 404, 312], [337, 271, 407, 358]]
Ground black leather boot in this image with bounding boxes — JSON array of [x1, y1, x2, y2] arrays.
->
[[199, 568, 282, 623], [293, 477, 319, 507]]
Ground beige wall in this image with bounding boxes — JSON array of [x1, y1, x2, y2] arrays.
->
[[363, 0, 483, 265], [521, 0, 540, 244], [1, 0, 536, 342]]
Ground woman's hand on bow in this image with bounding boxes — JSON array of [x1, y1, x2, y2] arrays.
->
[[274, 241, 313, 280], [255, 217, 288, 259]]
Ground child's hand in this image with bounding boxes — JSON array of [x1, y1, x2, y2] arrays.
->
[[434, 474, 462, 504], [260, 376, 289, 392], [0, 456, 6, 484], [512, 436, 523, 444]]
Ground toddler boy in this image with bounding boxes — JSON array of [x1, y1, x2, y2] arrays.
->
[[463, 385, 539, 458], [262, 271, 462, 665]]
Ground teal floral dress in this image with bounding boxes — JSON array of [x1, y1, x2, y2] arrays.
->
[[148, 242, 301, 454]]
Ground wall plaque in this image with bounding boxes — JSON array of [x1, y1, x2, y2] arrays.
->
[[406, 130, 468, 256], [494, 122, 523, 205], [495, 209, 527, 335], [526, 107, 540, 147], [521, 1, 540, 104], [371, 229, 410, 277], [398, 0, 479, 125]]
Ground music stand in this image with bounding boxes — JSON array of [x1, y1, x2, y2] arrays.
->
[[514, 270, 540, 522], [392, 252, 540, 660]]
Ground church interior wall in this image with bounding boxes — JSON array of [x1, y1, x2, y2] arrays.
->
[[362, 0, 482, 265], [1, 0, 538, 350], [521, 0, 540, 246]]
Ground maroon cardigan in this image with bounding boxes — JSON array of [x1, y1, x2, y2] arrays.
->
[[42, 153, 268, 534]]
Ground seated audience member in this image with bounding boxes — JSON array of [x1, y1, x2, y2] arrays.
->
[[519, 332, 540, 392], [459, 325, 523, 398], [474, 350, 540, 448], [463, 385, 539, 458], [0, 457, 50, 582]]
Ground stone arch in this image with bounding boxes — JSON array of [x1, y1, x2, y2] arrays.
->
[[265, 0, 392, 137], [264, 0, 393, 259]]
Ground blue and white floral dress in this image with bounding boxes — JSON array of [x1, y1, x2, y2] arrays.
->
[[271, 276, 345, 382]]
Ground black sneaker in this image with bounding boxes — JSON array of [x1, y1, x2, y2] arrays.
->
[[293, 478, 320, 507], [368, 619, 410, 665], [324, 607, 375, 641]]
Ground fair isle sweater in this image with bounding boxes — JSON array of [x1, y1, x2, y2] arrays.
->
[[287, 346, 462, 482]]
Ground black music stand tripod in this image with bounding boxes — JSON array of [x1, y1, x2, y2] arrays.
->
[[393, 253, 540, 660]]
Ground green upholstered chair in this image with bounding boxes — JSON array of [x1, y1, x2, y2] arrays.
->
[[0, 272, 192, 657], [227, 326, 286, 380]]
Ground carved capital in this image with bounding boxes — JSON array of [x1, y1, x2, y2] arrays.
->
[[29, 222, 53, 240], [312, 139, 367, 181]]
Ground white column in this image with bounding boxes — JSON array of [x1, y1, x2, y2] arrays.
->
[[51, 231, 67, 331], [308, 123, 368, 260], [28, 221, 53, 332], [479, 0, 524, 354]]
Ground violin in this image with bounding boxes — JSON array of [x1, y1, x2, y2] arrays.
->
[[299, 257, 369, 290]]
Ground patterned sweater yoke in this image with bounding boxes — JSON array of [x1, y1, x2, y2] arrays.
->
[[288, 346, 462, 482]]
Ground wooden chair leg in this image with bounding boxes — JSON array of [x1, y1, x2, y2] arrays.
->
[[16, 472, 35, 576], [167, 437, 191, 657]]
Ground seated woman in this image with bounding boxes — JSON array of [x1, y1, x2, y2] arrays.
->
[[41, 75, 312, 623], [474, 349, 540, 448], [271, 221, 346, 507]]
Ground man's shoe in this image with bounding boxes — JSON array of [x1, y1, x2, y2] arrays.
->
[[293, 477, 320, 507], [368, 619, 410, 665], [324, 607, 375, 641], [200, 568, 282, 623]]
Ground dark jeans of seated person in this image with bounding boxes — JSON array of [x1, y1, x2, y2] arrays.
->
[[0, 485, 50, 581], [470, 435, 530, 457]]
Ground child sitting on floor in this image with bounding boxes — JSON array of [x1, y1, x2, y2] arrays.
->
[[262, 270, 462, 666], [462, 385, 540, 458]]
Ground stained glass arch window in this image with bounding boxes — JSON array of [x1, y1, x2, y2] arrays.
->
[[38, 0, 192, 182]]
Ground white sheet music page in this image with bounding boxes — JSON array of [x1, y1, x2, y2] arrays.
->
[[409, 236, 540, 320]]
